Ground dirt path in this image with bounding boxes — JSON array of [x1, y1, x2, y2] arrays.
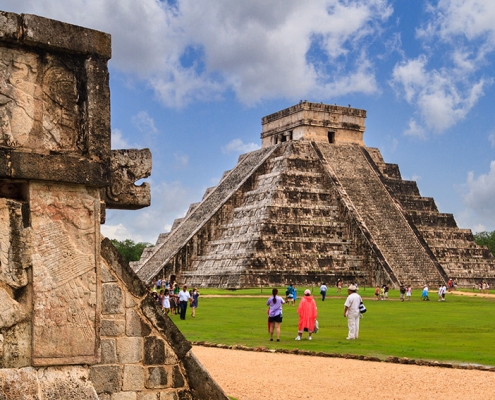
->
[[192, 346, 493, 400]]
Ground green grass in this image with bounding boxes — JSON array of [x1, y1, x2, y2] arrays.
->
[[175, 290, 495, 366]]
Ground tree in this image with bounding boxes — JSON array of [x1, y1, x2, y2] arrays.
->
[[111, 239, 152, 263], [473, 231, 495, 256]]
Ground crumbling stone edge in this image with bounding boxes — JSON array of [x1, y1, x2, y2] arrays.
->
[[191, 341, 495, 372]]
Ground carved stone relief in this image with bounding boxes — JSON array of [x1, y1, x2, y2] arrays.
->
[[0, 48, 80, 152], [30, 183, 99, 365], [0, 48, 37, 148]]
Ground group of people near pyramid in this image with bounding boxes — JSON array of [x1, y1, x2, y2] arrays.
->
[[266, 282, 364, 342]]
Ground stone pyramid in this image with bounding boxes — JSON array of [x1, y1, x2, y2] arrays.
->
[[133, 102, 495, 288]]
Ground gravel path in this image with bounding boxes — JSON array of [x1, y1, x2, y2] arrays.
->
[[192, 346, 493, 400]]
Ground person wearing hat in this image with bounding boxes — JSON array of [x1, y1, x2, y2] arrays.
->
[[295, 289, 318, 340], [344, 284, 362, 340]]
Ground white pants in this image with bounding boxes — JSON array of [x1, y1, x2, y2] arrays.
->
[[347, 311, 360, 339]]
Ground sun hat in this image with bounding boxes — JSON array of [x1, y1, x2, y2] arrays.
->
[[348, 284, 357, 291], [304, 289, 311, 295]]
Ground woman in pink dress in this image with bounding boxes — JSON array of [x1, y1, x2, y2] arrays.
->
[[295, 289, 318, 340]]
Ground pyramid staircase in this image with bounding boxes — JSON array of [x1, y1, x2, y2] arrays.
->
[[367, 149, 495, 286]]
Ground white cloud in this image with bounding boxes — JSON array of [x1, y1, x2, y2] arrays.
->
[[391, 56, 487, 133], [390, 0, 495, 136], [460, 161, 495, 229], [132, 111, 158, 135], [111, 128, 132, 149], [221, 139, 260, 155], [404, 118, 426, 138], [173, 152, 189, 169], [419, 0, 495, 46], [1, 0, 393, 107], [103, 180, 199, 243]]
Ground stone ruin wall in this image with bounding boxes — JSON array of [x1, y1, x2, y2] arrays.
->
[[0, 11, 227, 399]]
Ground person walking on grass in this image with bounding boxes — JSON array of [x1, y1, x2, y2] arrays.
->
[[319, 283, 328, 301], [191, 288, 200, 317], [266, 288, 285, 342], [295, 289, 318, 341], [344, 284, 362, 340], [178, 285, 191, 320], [399, 284, 406, 302]]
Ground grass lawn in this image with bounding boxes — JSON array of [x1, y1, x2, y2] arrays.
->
[[174, 288, 495, 366]]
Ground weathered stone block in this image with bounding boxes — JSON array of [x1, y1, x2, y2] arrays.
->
[[144, 336, 165, 365], [101, 339, 116, 364], [2, 321, 31, 368], [0, 289, 26, 329], [111, 392, 137, 400], [137, 392, 159, 400], [158, 392, 177, 400], [37, 366, 98, 399], [126, 292, 139, 308], [116, 337, 143, 364], [0, 367, 39, 398], [89, 365, 122, 394], [145, 367, 169, 389], [171, 366, 184, 388], [101, 262, 118, 283], [123, 365, 144, 391], [126, 309, 152, 337], [101, 319, 126, 337], [103, 283, 124, 315]]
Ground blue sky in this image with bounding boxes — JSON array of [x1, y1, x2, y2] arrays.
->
[[3, 0, 495, 244]]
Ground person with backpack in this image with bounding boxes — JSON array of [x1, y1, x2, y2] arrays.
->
[[343, 284, 362, 340]]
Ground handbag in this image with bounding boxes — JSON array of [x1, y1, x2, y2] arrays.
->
[[359, 301, 367, 313], [314, 319, 319, 333]]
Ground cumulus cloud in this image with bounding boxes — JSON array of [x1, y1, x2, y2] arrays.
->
[[390, 0, 495, 136], [173, 152, 189, 169], [103, 180, 199, 243], [111, 128, 132, 149], [391, 56, 487, 133], [460, 161, 495, 228], [1, 0, 393, 107], [221, 139, 260, 155], [132, 111, 158, 135]]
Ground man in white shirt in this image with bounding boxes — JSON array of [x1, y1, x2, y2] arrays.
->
[[178, 285, 191, 320], [319, 283, 328, 301], [344, 284, 361, 340]]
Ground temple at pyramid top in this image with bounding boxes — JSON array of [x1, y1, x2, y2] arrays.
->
[[261, 101, 366, 147]]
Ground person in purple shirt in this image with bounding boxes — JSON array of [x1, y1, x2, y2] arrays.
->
[[266, 288, 285, 342]]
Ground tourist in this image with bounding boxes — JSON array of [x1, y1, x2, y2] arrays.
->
[[406, 285, 412, 301], [437, 285, 443, 301], [163, 289, 171, 315], [399, 284, 406, 302], [379, 285, 385, 300], [286, 283, 295, 306], [441, 284, 447, 301], [266, 288, 285, 341], [384, 284, 389, 300], [422, 285, 429, 301], [336, 279, 342, 293], [319, 283, 328, 301], [292, 285, 298, 303], [191, 288, 200, 317], [178, 285, 191, 320], [374, 285, 380, 301], [343, 284, 362, 340], [295, 289, 318, 340]]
